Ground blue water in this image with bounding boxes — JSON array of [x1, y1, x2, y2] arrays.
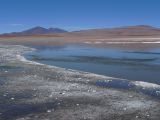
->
[[26, 44, 160, 85]]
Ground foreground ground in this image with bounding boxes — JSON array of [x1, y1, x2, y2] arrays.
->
[[0, 45, 160, 120]]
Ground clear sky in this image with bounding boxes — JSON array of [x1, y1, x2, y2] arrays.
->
[[0, 0, 160, 33]]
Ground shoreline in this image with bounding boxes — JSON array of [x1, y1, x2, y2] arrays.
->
[[1, 36, 160, 46], [0, 44, 160, 120], [17, 45, 160, 91]]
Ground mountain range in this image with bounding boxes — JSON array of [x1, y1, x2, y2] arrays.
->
[[1, 25, 160, 37]]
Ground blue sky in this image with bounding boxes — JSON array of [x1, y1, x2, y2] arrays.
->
[[0, 0, 160, 33]]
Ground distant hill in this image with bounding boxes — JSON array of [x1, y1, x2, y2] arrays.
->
[[70, 25, 160, 37], [0, 26, 68, 36]]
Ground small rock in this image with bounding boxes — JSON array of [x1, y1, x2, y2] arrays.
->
[[47, 110, 51, 113], [33, 88, 36, 91], [146, 114, 150, 117], [92, 90, 96, 93], [59, 92, 65, 95], [49, 94, 53, 97], [123, 108, 127, 111], [136, 116, 139, 118], [34, 115, 38, 118], [11, 97, 14, 100], [3, 94, 7, 97]]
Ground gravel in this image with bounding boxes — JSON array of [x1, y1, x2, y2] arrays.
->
[[0, 44, 160, 120]]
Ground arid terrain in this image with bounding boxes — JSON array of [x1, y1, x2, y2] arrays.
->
[[0, 25, 160, 46], [0, 44, 160, 120]]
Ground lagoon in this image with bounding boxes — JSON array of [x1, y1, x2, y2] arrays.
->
[[26, 44, 160, 85]]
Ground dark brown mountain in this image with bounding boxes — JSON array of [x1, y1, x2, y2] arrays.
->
[[0, 26, 68, 36]]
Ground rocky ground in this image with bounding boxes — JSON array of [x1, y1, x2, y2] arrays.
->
[[0, 44, 160, 120]]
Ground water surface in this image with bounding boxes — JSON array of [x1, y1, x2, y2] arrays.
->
[[26, 44, 160, 85]]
